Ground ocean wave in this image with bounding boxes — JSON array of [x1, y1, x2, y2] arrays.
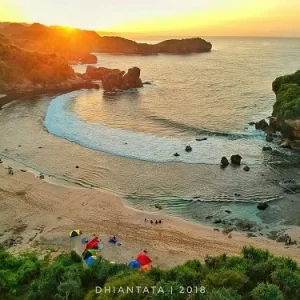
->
[[145, 114, 263, 138], [44, 91, 266, 165]]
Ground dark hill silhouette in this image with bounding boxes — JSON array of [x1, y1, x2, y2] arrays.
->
[[0, 22, 212, 62]]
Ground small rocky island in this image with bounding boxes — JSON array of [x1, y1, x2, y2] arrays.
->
[[83, 66, 143, 91]]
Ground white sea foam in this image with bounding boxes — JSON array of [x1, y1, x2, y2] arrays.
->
[[44, 91, 266, 165]]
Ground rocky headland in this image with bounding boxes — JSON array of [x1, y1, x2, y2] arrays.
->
[[0, 34, 99, 97], [254, 70, 300, 150], [0, 22, 212, 65]]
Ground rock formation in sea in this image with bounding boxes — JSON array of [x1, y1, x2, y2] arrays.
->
[[84, 66, 143, 91], [80, 53, 98, 64]]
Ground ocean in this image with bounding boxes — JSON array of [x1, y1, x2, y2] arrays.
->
[[1, 36, 300, 229]]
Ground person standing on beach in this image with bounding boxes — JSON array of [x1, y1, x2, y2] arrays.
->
[[8, 166, 13, 175]]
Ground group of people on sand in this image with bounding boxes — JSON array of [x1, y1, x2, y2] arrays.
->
[[0, 158, 14, 175], [145, 218, 162, 225]]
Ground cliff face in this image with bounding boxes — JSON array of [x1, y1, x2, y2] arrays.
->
[[272, 70, 300, 139]]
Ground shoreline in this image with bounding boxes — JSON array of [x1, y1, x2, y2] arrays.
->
[[1, 156, 300, 267]]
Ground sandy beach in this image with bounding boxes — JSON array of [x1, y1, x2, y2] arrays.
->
[[1, 157, 300, 268]]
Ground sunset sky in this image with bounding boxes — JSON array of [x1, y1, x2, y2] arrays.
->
[[1, 0, 300, 36]]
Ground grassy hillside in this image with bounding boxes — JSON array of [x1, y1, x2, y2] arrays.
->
[[0, 246, 299, 299]]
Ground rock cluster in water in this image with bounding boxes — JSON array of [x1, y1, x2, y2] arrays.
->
[[84, 66, 143, 91]]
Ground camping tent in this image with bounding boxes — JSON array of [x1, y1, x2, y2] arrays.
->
[[69, 230, 82, 238], [98, 241, 104, 250], [85, 256, 96, 266], [85, 237, 99, 250], [82, 249, 98, 260], [136, 252, 152, 266], [139, 264, 151, 272], [81, 237, 88, 244], [128, 259, 141, 269], [109, 236, 118, 244]]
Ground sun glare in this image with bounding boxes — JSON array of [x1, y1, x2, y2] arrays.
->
[[0, 0, 300, 36]]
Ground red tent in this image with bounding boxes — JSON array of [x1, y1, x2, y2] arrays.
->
[[136, 252, 152, 266], [85, 237, 99, 250]]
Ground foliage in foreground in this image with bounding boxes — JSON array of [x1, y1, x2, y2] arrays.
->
[[0, 246, 300, 300]]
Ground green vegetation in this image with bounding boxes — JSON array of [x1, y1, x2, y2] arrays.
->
[[0, 34, 74, 92], [1, 246, 300, 299], [272, 70, 300, 120]]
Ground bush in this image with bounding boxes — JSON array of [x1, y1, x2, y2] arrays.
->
[[0, 248, 40, 296], [242, 246, 270, 263], [271, 268, 300, 299], [0, 246, 300, 300], [28, 252, 85, 300], [87, 257, 129, 287], [90, 272, 155, 300], [202, 288, 242, 300], [251, 283, 283, 300], [206, 269, 248, 290]]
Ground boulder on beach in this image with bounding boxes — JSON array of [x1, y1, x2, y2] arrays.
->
[[221, 157, 229, 167], [243, 166, 250, 172], [257, 202, 268, 210], [266, 134, 273, 142], [196, 137, 208, 141], [185, 145, 192, 152], [262, 146, 272, 151], [230, 154, 242, 165], [235, 219, 261, 232], [280, 139, 292, 149], [255, 119, 268, 130], [155, 204, 162, 210]]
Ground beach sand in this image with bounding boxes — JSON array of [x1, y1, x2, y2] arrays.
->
[[1, 158, 300, 268]]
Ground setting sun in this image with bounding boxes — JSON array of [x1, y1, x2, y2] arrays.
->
[[0, 0, 300, 36]]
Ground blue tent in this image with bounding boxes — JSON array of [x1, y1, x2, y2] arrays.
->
[[128, 259, 141, 269], [85, 256, 96, 266], [81, 237, 88, 244]]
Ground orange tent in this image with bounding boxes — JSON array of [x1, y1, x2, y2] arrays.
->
[[139, 264, 152, 272]]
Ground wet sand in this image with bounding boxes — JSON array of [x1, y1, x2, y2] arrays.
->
[[1, 158, 300, 268]]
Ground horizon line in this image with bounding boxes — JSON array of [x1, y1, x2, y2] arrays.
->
[[1, 21, 300, 39]]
